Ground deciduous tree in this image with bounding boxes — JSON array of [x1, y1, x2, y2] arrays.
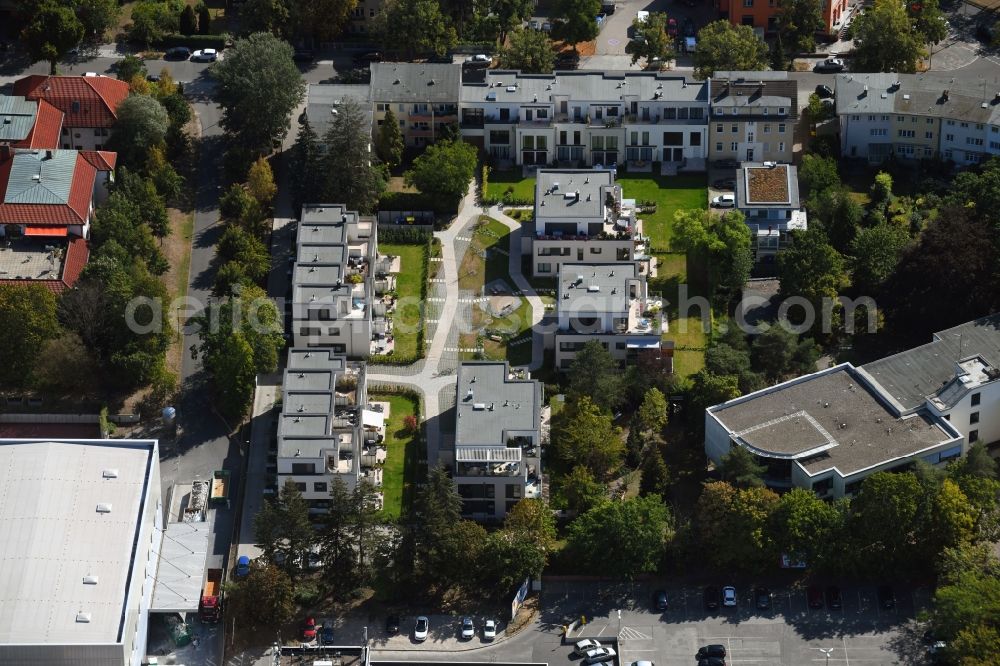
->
[[693, 21, 768, 80], [0, 284, 61, 388], [499, 28, 556, 73], [225, 561, 295, 630], [291, 0, 360, 45], [851, 0, 926, 73], [405, 138, 477, 210], [23, 1, 84, 74], [552, 396, 624, 479], [110, 94, 170, 167], [372, 0, 457, 59], [116, 55, 147, 82], [850, 223, 911, 293], [625, 12, 674, 66], [777, 0, 823, 54], [246, 157, 277, 210], [566, 339, 627, 412], [75, 0, 121, 40], [566, 495, 672, 578], [718, 446, 767, 488], [492, 0, 535, 44], [559, 465, 606, 514], [552, 0, 601, 52], [637, 387, 668, 435], [770, 488, 844, 570], [694, 482, 780, 571]]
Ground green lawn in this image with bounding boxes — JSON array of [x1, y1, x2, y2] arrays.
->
[[458, 217, 512, 291], [372, 393, 421, 520], [381, 243, 427, 358], [672, 349, 706, 378], [615, 173, 707, 253], [485, 169, 536, 202]]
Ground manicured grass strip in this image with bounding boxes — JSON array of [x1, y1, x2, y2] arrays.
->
[[372, 393, 420, 520], [380, 243, 427, 358], [484, 169, 537, 202]]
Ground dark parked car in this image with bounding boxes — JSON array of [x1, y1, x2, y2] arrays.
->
[[807, 585, 824, 609], [815, 84, 834, 99], [704, 586, 719, 610], [826, 585, 843, 610], [164, 46, 191, 60], [683, 17, 696, 37], [712, 159, 739, 170], [293, 49, 316, 62], [353, 51, 383, 65], [712, 178, 735, 190], [385, 614, 400, 635], [814, 57, 845, 73], [555, 52, 581, 70], [653, 589, 668, 611], [697, 644, 727, 658], [320, 620, 335, 645], [755, 587, 772, 610], [698, 658, 726, 666], [877, 585, 895, 609]]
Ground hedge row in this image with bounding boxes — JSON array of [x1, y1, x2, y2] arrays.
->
[[157, 33, 227, 49]]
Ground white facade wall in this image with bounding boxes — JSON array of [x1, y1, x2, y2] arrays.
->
[[929, 379, 1000, 448], [839, 113, 893, 160], [940, 118, 988, 165], [554, 332, 661, 368], [60, 126, 111, 151]]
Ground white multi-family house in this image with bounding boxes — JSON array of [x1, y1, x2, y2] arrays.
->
[[453, 361, 543, 521], [734, 162, 807, 258], [552, 262, 667, 370], [460, 70, 709, 170]]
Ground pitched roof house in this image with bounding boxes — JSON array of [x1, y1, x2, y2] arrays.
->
[[13, 75, 129, 150]]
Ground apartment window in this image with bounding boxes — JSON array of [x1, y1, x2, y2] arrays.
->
[[967, 137, 984, 146], [897, 115, 904, 122], [369, 7, 376, 16], [537, 263, 552, 273], [732, 108, 738, 115], [970, 429, 979, 443], [911, 117, 917, 123], [690, 108, 704, 119], [972, 392, 981, 406], [690, 132, 701, 146], [731, 124, 738, 133], [62, 143, 70, 149], [505, 484, 522, 499], [991, 141, 1000, 150], [778, 107, 786, 114], [961, 122, 969, 128], [947, 120, 955, 126], [946, 133, 955, 141], [764, 124, 771, 134], [398, 104, 405, 112], [763, 143, 769, 152], [589, 247, 602, 254], [870, 128, 887, 136], [897, 130, 915, 138], [852, 115, 859, 121], [731, 142, 738, 151], [295, 483, 307, 492], [630, 131, 638, 144], [778, 123, 786, 133], [537, 108, 548, 119], [945, 150, 953, 160], [94, 128, 101, 136], [969, 152, 981, 163], [971, 412, 980, 424], [664, 131, 683, 145], [763, 108, 769, 116], [716, 124, 723, 132], [376, 103, 388, 112], [924, 147, 933, 157], [714, 107, 723, 116], [868, 115, 875, 122], [665, 107, 677, 119], [62, 127, 68, 135], [927, 118, 934, 124], [778, 142, 785, 152], [925, 132, 933, 139], [715, 142, 723, 151], [313, 482, 328, 493], [292, 463, 315, 474], [881, 115, 889, 121], [994, 126, 1000, 133], [744, 0, 754, 7]]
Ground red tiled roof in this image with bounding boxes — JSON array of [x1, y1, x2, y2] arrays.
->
[[0, 237, 90, 294], [0, 152, 98, 226], [79, 150, 117, 171], [14, 99, 63, 150], [14, 75, 130, 129]]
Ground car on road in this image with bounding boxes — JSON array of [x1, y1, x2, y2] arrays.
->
[[877, 585, 895, 609], [704, 585, 719, 610], [807, 585, 824, 609], [697, 645, 727, 658], [464, 54, 492, 69], [815, 84, 834, 99], [460, 617, 475, 640], [667, 17, 678, 36], [555, 51, 581, 70], [755, 586, 772, 610], [190, 48, 218, 62], [235, 555, 251, 578], [164, 46, 191, 60], [414, 616, 429, 642], [385, 614, 399, 635], [301, 617, 317, 641], [293, 49, 316, 62], [711, 194, 736, 208], [146, 73, 161, 83], [814, 57, 845, 73], [653, 589, 668, 611], [722, 585, 737, 607], [320, 620, 335, 645], [483, 619, 497, 640], [712, 178, 735, 190], [711, 158, 739, 170], [826, 585, 843, 610], [353, 51, 383, 65], [574, 639, 603, 656], [583, 647, 617, 665]]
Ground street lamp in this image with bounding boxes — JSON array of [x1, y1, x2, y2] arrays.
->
[[819, 647, 834, 665]]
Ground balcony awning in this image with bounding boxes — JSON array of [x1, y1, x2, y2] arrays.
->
[[24, 225, 68, 237], [627, 337, 662, 349], [455, 446, 522, 463]]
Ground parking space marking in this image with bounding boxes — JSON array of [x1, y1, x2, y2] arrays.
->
[[618, 627, 650, 640], [842, 637, 851, 666]]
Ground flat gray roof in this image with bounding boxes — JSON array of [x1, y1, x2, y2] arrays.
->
[[535, 169, 612, 219], [371, 62, 461, 104], [306, 84, 372, 138], [455, 362, 540, 447], [710, 365, 956, 476], [558, 263, 636, 314], [287, 348, 344, 370], [862, 314, 1000, 411], [0, 439, 156, 645], [462, 70, 707, 104]]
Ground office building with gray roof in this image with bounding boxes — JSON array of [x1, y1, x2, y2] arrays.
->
[[453, 361, 542, 520], [836, 72, 1000, 164]]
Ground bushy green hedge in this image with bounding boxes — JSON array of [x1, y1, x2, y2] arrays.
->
[[158, 33, 226, 49], [378, 226, 432, 244]]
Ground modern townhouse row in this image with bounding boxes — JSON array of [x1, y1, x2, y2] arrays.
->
[[705, 315, 1000, 498]]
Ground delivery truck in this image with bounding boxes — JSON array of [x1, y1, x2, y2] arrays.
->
[[199, 568, 223, 623], [209, 470, 230, 507]]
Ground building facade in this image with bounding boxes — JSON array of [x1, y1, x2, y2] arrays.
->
[[715, 0, 848, 37], [553, 262, 665, 369], [735, 162, 807, 258], [371, 63, 460, 147], [0, 438, 162, 666], [453, 361, 543, 521], [291, 204, 392, 357], [460, 70, 709, 170], [346, 0, 384, 33], [836, 73, 1000, 165], [708, 72, 798, 164]]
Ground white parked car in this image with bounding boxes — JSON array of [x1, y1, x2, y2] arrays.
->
[[460, 617, 474, 640], [414, 616, 429, 642], [483, 619, 497, 640], [711, 194, 736, 208], [583, 647, 617, 665], [574, 639, 603, 656], [465, 54, 491, 63], [191, 48, 218, 62]]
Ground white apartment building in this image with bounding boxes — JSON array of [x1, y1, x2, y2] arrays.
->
[[705, 364, 964, 498], [836, 73, 1000, 165], [735, 162, 807, 258], [292, 204, 391, 357], [529, 169, 654, 278], [708, 72, 798, 164], [277, 349, 386, 512], [460, 70, 709, 170], [0, 438, 162, 666], [552, 262, 665, 369], [453, 361, 543, 521]]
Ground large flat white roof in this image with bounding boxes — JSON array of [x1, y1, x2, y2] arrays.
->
[[0, 439, 156, 645]]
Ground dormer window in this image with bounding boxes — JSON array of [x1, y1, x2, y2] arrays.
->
[[71, 100, 80, 113]]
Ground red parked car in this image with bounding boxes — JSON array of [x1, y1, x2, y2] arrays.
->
[[667, 18, 678, 36], [302, 617, 317, 641]]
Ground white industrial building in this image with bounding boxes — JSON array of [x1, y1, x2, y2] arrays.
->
[[0, 438, 161, 666]]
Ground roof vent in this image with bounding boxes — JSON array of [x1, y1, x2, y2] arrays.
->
[[943, 90, 949, 101], [983, 102, 989, 109], [102, 469, 118, 479], [881, 92, 887, 99], [903, 93, 910, 100], [489, 402, 495, 411], [486, 92, 497, 101], [83, 576, 98, 585], [473, 402, 486, 410], [587, 285, 600, 292], [2, 116, 9, 124], [466, 388, 474, 399], [506, 85, 517, 92], [533, 94, 537, 102], [31, 173, 41, 182], [76, 613, 92, 623], [394, 78, 400, 84], [95, 503, 112, 514]]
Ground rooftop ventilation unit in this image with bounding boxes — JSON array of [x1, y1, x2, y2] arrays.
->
[[943, 90, 949, 101], [506, 85, 517, 93], [486, 92, 496, 101], [903, 93, 911, 100], [96, 503, 112, 514], [587, 285, 600, 292], [467, 388, 474, 399], [83, 576, 98, 585], [102, 469, 118, 479], [473, 402, 486, 410], [76, 613, 92, 623]]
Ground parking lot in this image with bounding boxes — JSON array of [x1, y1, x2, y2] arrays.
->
[[543, 580, 932, 665]]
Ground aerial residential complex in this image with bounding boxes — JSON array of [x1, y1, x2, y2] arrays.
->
[[291, 204, 393, 357], [0, 438, 161, 666], [277, 349, 387, 512], [706, 315, 1000, 497], [453, 361, 543, 520], [527, 169, 654, 278], [836, 72, 1000, 164]]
